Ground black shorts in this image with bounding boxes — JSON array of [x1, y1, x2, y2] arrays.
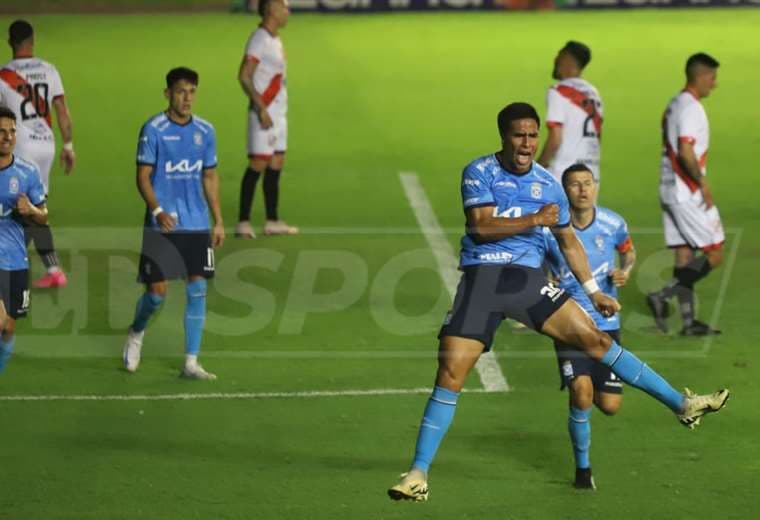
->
[[138, 230, 215, 284], [554, 329, 623, 395], [0, 269, 30, 320], [439, 264, 571, 351]]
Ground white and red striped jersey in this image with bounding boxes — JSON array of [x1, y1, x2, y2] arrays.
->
[[244, 26, 287, 116], [545, 77, 603, 182], [660, 90, 709, 204], [0, 57, 64, 146]]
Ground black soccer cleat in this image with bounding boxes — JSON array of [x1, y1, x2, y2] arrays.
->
[[646, 292, 670, 333], [680, 319, 722, 337], [574, 467, 596, 490]]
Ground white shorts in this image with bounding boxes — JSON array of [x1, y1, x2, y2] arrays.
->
[[662, 198, 725, 251], [15, 140, 55, 194], [247, 109, 287, 159]]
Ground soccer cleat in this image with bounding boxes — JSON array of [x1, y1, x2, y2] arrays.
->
[[180, 363, 217, 381], [235, 221, 256, 239], [677, 388, 730, 430], [122, 328, 144, 373], [680, 320, 722, 337], [574, 467, 596, 490], [33, 270, 68, 289], [646, 292, 670, 333], [387, 468, 429, 502], [264, 220, 299, 236]]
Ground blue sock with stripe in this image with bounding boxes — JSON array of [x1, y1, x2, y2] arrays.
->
[[601, 341, 684, 413], [131, 292, 164, 333], [411, 386, 460, 473], [184, 279, 207, 356], [568, 406, 592, 469], [0, 335, 16, 373]]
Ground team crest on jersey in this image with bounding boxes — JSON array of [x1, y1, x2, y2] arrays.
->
[[530, 182, 542, 199], [595, 235, 605, 251], [193, 132, 203, 147], [8, 177, 19, 195]]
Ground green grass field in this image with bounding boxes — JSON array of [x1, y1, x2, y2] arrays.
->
[[0, 9, 759, 519]]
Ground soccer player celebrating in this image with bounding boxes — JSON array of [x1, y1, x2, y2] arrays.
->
[[387, 103, 729, 502], [544, 164, 636, 490], [538, 41, 603, 185], [0, 107, 47, 373], [122, 67, 224, 380], [0, 20, 75, 288], [236, 0, 298, 238], [647, 53, 723, 336]]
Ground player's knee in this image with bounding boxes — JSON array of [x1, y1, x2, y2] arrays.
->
[[597, 397, 622, 416], [569, 378, 594, 410], [149, 282, 168, 298], [706, 248, 723, 268], [577, 327, 611, 361], [249, 157, 268, 172]]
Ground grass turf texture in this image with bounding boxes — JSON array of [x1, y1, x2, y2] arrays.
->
[[0, 9, 759, 519]]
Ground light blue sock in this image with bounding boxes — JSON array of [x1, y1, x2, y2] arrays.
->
[[131, 292, 164, 332], [184, 279, 207, 356], [568, 406, 592, 469], [601, 341, 684, 413], [0, 335, 17, 373], [411, 386, 460, 473]]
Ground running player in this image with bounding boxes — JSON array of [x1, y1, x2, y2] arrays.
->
[[538, 41, 603, 185], [544, 163, 636, 490], [0, 107, 47, 373], [236, 0, 298, 238], [387, 103, 729, 502], [647, 53, 723, 336], [122, 67, 224, 380], [0, 20, 74, 288]]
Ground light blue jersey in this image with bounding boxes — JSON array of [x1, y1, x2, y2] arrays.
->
[[0, 156, 46, 270], [137, 113, 217, 231], [459, 155, 570, 269], [544, 206, 632, 330]]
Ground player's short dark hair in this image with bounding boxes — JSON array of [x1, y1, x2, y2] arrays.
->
[[0, 106, 17, 122], [562, 41, 591, 69], [685, 53, 719, 77], [497, 102, 540, 137], [258, 0, 273, 17], [165, 67, 199, 89], [561, 163, 593, 188], [8, 19, 33, 47]]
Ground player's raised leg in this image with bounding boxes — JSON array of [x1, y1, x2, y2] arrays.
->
[[541, 298, 729, 428], [388, 335, 483, 502]]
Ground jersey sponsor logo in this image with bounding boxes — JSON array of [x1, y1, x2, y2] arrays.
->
[[494, 206, 522, 218], [530, 182, 542, 199], [478, 251, 513, 262], [193, 132, 203, 147], [494, 180, 517, 189], [0, 203, 13, 217], [463, 178, 480, 187], [8, 177, 19, 195], [165, 159, 203, 174], [464, 197, 481, 206], [162, 135, 181, 141]]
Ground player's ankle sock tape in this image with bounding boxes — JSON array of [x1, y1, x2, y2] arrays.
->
[[568, 407, 592, 469], [184, 280, 207, 356], [412, 386, 459, 473], [0, 335, 17, 372], [238, 168, 262, 222], [601, 342, 683, 413], [131, 293, 164, 333], [263, 168, 281, 221]]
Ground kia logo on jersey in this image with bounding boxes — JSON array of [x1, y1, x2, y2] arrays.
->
[[165, 159, 203, 173]]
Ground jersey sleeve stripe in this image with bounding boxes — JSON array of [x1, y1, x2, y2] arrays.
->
[[615, 236, 633, 253]]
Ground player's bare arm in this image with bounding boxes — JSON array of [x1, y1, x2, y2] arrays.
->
[[238, 58, 273, 129], [552, 224, 620, 316], [202, 167, 225, 248], [136, 164, 175, 232], [16, 195, 48, 226], [610, 245, 636, 287], [677, 139, 713, 208], [52, 96, 75, 174], [537, 124, 563, 167], [466, 203, 558, 243]]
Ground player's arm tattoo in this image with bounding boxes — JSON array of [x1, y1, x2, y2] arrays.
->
[[619, 246, 636, 276], [676, 140, 704, 184], [239, 58, 265, 113]]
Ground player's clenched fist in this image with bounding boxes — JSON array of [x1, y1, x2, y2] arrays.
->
[[591, 292, 621, 317], [156, 211, 177, 233], [533, 203, 560, 227]]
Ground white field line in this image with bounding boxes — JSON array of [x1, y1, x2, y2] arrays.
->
[[702, 228, 743, 353], [399, 172, 509, 392], [0, 387, 493, 402]]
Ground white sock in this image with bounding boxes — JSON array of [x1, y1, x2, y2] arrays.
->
[[48, 266, 61, 274], [185, 354, 198, 369]]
